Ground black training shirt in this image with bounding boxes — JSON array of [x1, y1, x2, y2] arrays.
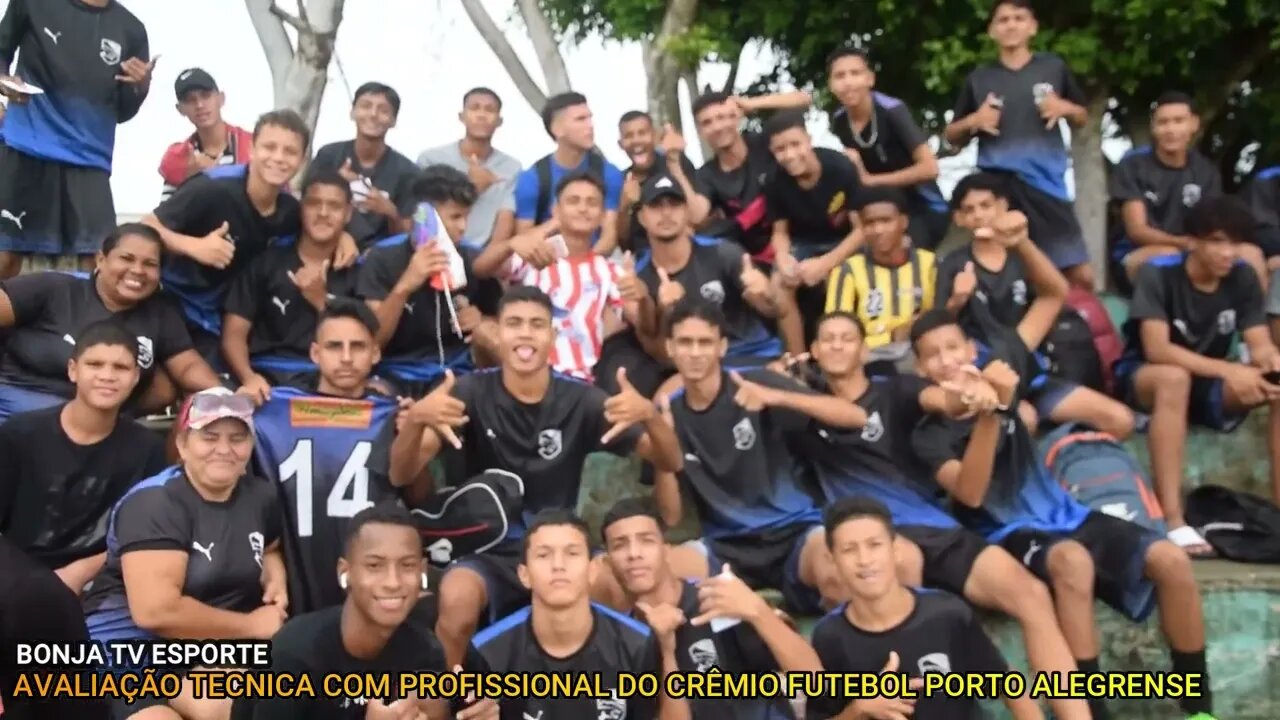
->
[[635, 237, 782, 360], [807, 589, 1007, 720], [224, 245, 361, 360], [1110, 147, 1222, 237], [419, 369, 643, 541], [308, 141, 420, 249], [471, 604, 661, 720], [764, 148, 862, 254], [1121, 255, 1265, 366], [231, 605, 450, 720], [0, 0, 149, 171], [695, 131, 776, 255], [0, 271, 192, 397], [356, 234, 499, 368], [935, 245, 1035, 341], [82, 468, 282, 637], [667, 369, 822, 539], [155, 165, 301, 335], [0, 404, 166, 569], [830, 94, 947, 215]]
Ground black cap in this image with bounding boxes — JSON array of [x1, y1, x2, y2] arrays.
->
[[639, 174, 686, 205], [174, 68, 218, 100]]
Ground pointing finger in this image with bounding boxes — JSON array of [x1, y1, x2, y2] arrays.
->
[[657, 267, 671, 284]]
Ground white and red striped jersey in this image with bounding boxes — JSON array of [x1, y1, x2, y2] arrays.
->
[[506, 248, 624, 381]]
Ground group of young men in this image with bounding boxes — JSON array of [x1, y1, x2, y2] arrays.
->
[[5, 0, 1280, 718]]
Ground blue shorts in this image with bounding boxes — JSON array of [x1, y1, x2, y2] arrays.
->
[[1000, 511, 1159, 622], [1116, 366, 1248, 432], [686, 523, 824, 615], [0, 383, 66, 423], [1029, 376, 1079, 419]]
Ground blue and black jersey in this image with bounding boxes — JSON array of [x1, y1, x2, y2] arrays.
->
[[154, 164, 301, 335], [666, 369, 822, 539], [471, 603, 661, 720], [252, 386, 400, 614], [952, 53, 1085, 201], [792, 375, 959, 530], [0, 0, 149, 171]]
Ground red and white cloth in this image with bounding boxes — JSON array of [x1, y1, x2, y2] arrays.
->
[[505, 246, 624, 381]]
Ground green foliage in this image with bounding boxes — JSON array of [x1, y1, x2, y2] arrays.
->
[[535, 0, 1280, 179]]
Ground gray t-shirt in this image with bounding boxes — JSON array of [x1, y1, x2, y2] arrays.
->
[[417, 141, 521, 247]]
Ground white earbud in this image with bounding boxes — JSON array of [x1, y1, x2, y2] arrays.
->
[[338, 572, 349, 590], [421, 572, 430, 592]]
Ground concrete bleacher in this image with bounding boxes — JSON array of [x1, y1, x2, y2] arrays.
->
[[571, 295, 1280, 719]]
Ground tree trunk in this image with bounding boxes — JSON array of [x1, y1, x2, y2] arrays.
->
[[244, 0, 346, 133], [515, 0, 572, 95], [642, 0, 698, 130], [1072, 90, 1109, 291], [459, 0, 548, 112]]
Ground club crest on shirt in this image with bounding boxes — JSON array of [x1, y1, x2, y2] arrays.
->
[[918, 652, 952, 674], [596, 691, 626, 720], [1216, 309, 1236, 335], [248, 532, 264, 568], [688, 639, 720, 672], [1011, 280, 1028, 306], [99, 38, 122, 65], [860, 411, 884, 443], [538, 429, 563, 460], [1182, 183, 1202, 207], [732, 417, 757, 451], [136, 336, 154, 369], [700, 280, 726, 304]]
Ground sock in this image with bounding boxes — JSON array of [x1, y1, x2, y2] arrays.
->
[[1076, 658, 1110, 720], [1170, 648, 1212, 715]]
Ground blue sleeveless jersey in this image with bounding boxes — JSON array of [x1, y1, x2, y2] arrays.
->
[[252, 386, 399, 613]]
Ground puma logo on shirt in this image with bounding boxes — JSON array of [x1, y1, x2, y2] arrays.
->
[[192, 541, 215, 562], [271, 296, 290, 316], [1, 209, 26, 230]]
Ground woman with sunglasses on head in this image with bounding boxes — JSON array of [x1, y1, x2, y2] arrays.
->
[[82, 387, 289, 720], [0, 223, 221, 423]]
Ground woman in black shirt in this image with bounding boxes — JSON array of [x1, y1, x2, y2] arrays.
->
[[0, 223, 220, 422], [83, 387, 288, 720]]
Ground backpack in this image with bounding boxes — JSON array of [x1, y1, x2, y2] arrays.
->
[[534, 152, 606, 225], [1040, 308, 1105, 393], [1038, 423, 1167, 536], [1064, 287, 1123, 392], [411, 469, 525, 568], [1185, 485, 1280, 563]]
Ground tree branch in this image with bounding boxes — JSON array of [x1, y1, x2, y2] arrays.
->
[[1195, 28, 1273, 132], [245, 0, 295, 94], [515, 0, 572, 95], [722, 45, 743, 95], [268, 2, 309, 34], [459, 0, 548, 112]]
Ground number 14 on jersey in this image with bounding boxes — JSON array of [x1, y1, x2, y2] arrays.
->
[[278, 439, 374, 537]]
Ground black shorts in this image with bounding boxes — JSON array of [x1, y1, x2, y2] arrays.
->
[[990, 171, 1088, 270], [1000, 511, 1160, 622], [449, 540, 529, 626], [691, 523, 823, 615], [0, 145, 115, 255], [595, 332, 672, 398], [1117, 365, 1248, 432], [897, 525, 989, 595], [1028, 375, 1079, 419], [907, 209, 950, 252]]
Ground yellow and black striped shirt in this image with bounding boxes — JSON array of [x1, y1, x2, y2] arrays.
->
[[824, 247, 937, 348]]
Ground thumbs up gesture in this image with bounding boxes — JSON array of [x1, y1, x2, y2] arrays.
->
[[730, 370, 777, 413], [288, 259, 330, 310], [602, 367, 658, 444], [466, 153, 499, 193], [974, 92, 1003, 136], [656, 266, 685, 309], [187, 221, 235, 269], [975, 210, 1029, 249], [616, 251, 649, 304], [739, 253, 770, 300], [660, 122, 687, 156], [952, 260, 977, 304], [337, 158, 360, 183]]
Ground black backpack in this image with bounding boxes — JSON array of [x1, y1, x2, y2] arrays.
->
[[533, 151, 605, 225], [1185, 484, 1280, 564], [1040, 308, 1105, 392], [412, 469, 525, 568]]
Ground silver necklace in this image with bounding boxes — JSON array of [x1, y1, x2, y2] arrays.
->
[[848, 108, 878, 149]]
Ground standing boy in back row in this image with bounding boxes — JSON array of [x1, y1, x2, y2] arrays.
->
[[945, 0, 1093, 288]]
